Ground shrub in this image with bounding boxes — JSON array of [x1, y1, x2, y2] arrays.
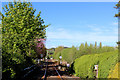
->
[[74, 50, 118, 78]]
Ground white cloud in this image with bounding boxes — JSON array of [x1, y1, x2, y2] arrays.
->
[[46, 23, 118, 48], [87, 24, 118, 35], [87, 24, 102, 34], [47, 27, 117, 42]]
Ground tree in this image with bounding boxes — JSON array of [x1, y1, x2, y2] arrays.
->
[[79, 43, 84, 51], [85, 42, 89, 54], [94, 42, 97, 53], [0, 1, 48, 79], [54, 46, 64, 55], [88, 44, 93, 54], [71, 46, 77, 63], [35, 38, 46, 59], [99, 42, 102, 48], [114, 1, 120, 62], [97, 42, 102, 53], [85, 42, 88, 48], [79, 43, 85, 55], [114, 1, 120, 17], [95, 42, 97, 48]]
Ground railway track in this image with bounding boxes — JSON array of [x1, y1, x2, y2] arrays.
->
[[21, 59, 80, 80], [20, 63, 43, 80], [54, 66, 63, 80], [38, 59, 63, 80]]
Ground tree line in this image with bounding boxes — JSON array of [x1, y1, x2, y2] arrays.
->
[[53, 42, 116, 64]]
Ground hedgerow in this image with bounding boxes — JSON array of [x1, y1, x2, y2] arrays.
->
[[74, 50, 118, 78]]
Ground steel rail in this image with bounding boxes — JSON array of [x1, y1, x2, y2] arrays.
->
[[24, 67, 37, 77], [23, 63, 42, 78], [41, 60, 63, 80], [54, 66, 64, 80], [42, 61, 48, 80], [23, 64, 36, 71]]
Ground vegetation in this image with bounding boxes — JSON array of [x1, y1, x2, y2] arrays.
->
[[0, 1, 48, 79], [53, 46, 78, 64], [0, 24, 1, 79], [74, 50, 118, 78], [114, 1, 120, 17], [52, 42, 117, 79], [53, 42, 116, 64], [0, 1, 118, 79], [35, 39, 47, 59], [114, 1, 120, 63], [47, 48, 55, 58], [54, 46, 64, 55], [52, 46, 64, 59], [108, 62, 120, 78]]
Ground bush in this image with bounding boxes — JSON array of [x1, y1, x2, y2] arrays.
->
[[53, 42, 116, 65], [74, 50, 118, 78], [108, 62, 120, 78]]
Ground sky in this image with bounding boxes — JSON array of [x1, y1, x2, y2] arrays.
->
[[2, 2, 118, 48], [1, 0, 119, 2]]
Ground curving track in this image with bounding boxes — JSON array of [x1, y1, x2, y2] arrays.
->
[[39, 59, 63, 80], [21, 59, 80, 80]]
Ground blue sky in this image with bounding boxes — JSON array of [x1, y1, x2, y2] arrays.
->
[[2, 2, 118, 48], [1, 0, 119, 2]]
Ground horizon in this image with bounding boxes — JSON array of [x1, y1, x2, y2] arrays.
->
[[46, 41, 118, 49]]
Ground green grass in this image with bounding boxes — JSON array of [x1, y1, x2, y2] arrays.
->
[[74, 50, 118, 78]]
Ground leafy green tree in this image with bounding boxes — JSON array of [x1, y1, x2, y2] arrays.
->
[[114, 1, 120, 17], [0, 24, 1, 80], [71, 46, 78, 63], [79, 43, 84, 51], [61, 46, 77, 64], [0, 1, 48, 79], [54, 46, 64, 55], [85, 42, 88, 48], [88, 44, 93, 54], [114, 1, 120, 62], [0, 24, 1, 47], [95, 42, 97, 48], [94, 42, 97, 53], [85, 42, 89, 54], [79, 43, 85, 55], [99, 42, 102, 48]]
